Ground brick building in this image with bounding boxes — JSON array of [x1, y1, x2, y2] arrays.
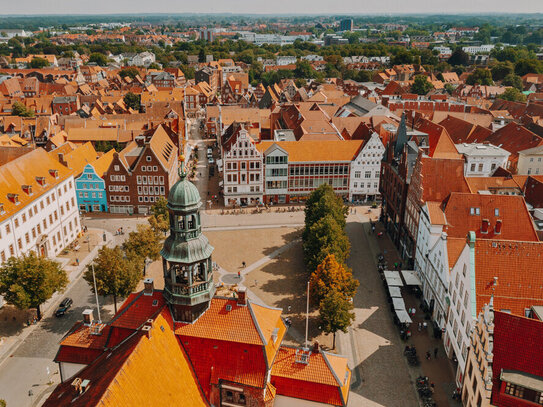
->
[[104, 126, 178, 214]]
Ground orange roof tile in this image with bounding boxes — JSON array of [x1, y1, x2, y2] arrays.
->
[[474, 240, 543, 316], [45, 314, 208, 407], [443, 193, 538, 241], [447, 238, 467, 269], [256, 140, 363, 162], [271, 347, 350, 406], [427, 201, 446, 225]]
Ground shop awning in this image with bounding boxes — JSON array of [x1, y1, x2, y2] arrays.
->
[[392, 297, 406, 311], [401, 270, 422, 286], [395, 309, 412, 324], [388, 286, 402, 298], [384, 270, 404, 287]]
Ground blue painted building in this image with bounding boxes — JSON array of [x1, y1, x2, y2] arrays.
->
[[74, 150, 114, 212]]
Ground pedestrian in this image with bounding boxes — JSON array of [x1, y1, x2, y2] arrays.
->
[[423, 321, 428, 330], [76, 258, 79, 266], [434, 347, 438, 359], [426, 351, 431, 360], [242, 261, 246, 268], [394, 262, 398, 269], [372, 225, 375, 234], [254, 279, 258, 287], [412, 308, 416, 318], [430, 382, 435, 393], [237, 271, 241, 278], [418, 322, 422, 331], [288, 305, 291, 312]]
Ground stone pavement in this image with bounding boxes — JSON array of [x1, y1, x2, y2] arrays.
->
[[370, 217, 461, 407]]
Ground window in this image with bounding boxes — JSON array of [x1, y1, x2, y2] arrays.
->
[[146, 156, 152, 162], [9, 244, 14, 256], [17, 238, 22, 250], [470, 163, 476, 171], [22, 213, 26, 223], [505, 383, 524, 398], [365, 171, 371, 178], [25, 232, 29, 244], [478, 163, 483, 172], [14, 218, 19, 228], [354, 171, 361, 178], [5, 224, 10, 234]]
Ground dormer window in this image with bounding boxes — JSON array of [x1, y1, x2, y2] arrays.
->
[[0, 203, 4, 214], [22, 185, 33, 196], [7, 193, 19, 205], [36, 176, 46, 186], [49, 169, 59, 179]]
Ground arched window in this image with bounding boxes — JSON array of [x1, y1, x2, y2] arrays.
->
[[188, 215, 196, 229], [178, 216, 185, 230]]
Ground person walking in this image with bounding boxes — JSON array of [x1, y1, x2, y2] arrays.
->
[[426, 351, 431, 360], [418, 322, 422, 331], [434, 347, 438, 359], [242, 261, 246, 268], [237, 271, 241, 278]]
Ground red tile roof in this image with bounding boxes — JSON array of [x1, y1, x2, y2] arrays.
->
[[491, 311, 543, 406], [474, 240, 543, 316], [110, 291, 166, 330], [443, 193, 538, 241], [271, 347, 350, 406]]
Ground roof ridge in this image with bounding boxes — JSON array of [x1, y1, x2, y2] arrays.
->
[[321, 351, 344, 387], [247, 301, 267, 346]]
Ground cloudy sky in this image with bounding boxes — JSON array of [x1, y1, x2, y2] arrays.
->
[[4, 0, 543, 15]]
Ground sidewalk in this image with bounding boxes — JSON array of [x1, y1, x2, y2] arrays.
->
[[372, 220, 461, 407], [0, 228, 114, 365]]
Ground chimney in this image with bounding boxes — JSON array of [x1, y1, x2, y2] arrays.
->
[[82, 309, 94, 326], [312, 341, 320, 354], [143, 278, 154, 296], [495, 219, 502, 234], [481, 219, 489, 234], [237, 287, 247, 306]]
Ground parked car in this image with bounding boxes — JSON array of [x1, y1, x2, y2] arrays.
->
[[209, 166, 215, 176], [208, 157, 215, 165], [207, 148, 213, 158], [55, 297, 73, 317]]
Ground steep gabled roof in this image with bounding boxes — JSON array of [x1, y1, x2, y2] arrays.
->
[[271, 346, 350, 406], [44, 314, 208, 407]]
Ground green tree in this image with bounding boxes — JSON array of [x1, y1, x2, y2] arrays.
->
[[515, 59, 542, 76], [11, 101, 34, 117], [149, 196, 169, 235], [310, 254, 359, 305], [411, 75, 434, 95], [0, 398, 5, 407], [319, 288, 355, 349], [118, 67, 140, 79], [123, 92, 141, 111], [502, 73, 523, 90], [447, 49, 469, 66], [304, 184, 347, 236], [0, 252, 68, 320], [499, 87, 527, 102], [84, 246, 141, 313], [29, 57, 49, 68], [491, 61, 514, 81], [303, 215, 351, 274], [466, 68, 494, 86], [89, 52, 108, 66], [123, 224, 162, 264], [148, 62, 161, 69], [444, 83, 455, 95], [392, 49, 413, 65], [294, 60, 314, 79]]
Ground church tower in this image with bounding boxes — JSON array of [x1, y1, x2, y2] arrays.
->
[[161, 158, 215, 322]]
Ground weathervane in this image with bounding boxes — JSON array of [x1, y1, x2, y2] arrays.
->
[[179, 154, 187, 179]]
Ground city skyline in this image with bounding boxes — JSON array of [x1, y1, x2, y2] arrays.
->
[[3, 0, 543, 16]]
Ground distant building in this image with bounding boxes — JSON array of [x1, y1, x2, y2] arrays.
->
[[340, 18, 354, 32], [75, 150, 115, 213], [455, 143, 510, 177]]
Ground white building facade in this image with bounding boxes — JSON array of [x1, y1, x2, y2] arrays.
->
[[349, 132, 385, 202], [222, 129, 264, 206], [455, 143, 510, 177]]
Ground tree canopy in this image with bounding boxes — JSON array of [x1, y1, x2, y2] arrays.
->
[[466, 68, 494, 86], [0, 252, 68, 320], [149, 196, 170, 236], [123, 224, 162, 264], [318, 288, 355, 349], [310, 254, 359, 305], [123, 92, 141, 111], [411, 75, 434, 95], [12, 101, 35, 117], [29, 56, 50, 68], [499, 87, 527, 102], [84, 246, 141, 313]]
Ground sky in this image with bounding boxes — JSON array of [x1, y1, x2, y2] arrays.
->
[[3, 0, 543, 15]]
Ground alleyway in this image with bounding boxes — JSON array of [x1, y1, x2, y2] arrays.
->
[[343, 209, 461, 407]]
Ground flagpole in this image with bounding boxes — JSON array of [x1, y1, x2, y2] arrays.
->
[[92, 263, 101, 322]]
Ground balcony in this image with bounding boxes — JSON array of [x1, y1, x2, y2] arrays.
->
[[165, 279, 212, 297]]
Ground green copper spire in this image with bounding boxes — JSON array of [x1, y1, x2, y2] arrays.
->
[[161, 155, 215, 323]]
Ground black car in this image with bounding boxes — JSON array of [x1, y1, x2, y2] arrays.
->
[[55, 297, 73, 317]]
